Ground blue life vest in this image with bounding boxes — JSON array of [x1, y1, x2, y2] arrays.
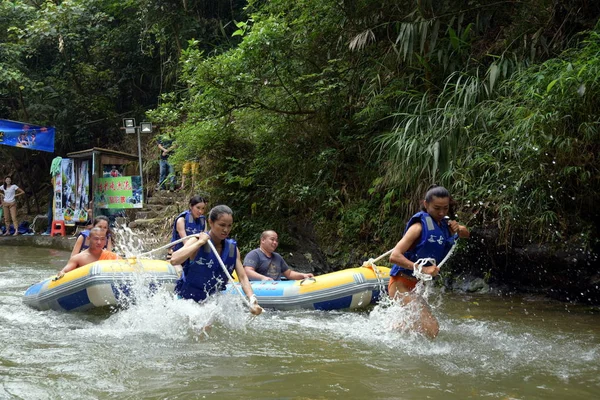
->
[[76, 230, 109, 253], [175, 238, 237, 302], [390, 211, 456, 277], [171, 210, 206, 252]]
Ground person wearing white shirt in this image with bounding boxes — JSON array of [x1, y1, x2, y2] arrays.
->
[[1, 177, 25, 236]]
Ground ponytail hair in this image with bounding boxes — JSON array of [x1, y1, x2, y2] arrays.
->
[[208, 205, 233, 222]]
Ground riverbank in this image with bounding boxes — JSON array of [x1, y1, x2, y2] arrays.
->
[[0, 234, 75, 252]]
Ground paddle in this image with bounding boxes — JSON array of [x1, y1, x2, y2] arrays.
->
[[204, 238, 262, 314]]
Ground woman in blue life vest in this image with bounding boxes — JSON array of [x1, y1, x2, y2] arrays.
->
[[170, 205, 262, 316], [389, 185, 470, 338], [170, 196, 208, 254], [70, 216, 113, 257]]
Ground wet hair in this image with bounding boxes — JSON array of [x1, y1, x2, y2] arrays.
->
[[208, 205, 233, 222], [422, 185, 456, 216], [93, 215, 112, 236], [424, 185, 450, 202], [3, 176, 11, 190], [189, 195, 208, 207]]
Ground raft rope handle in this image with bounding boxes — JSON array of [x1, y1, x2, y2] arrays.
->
[[362, 249, 393, 268], [204, 238, 253, 309], [136, 234, 200, 258], [299, 277, 317, 286], [362, 249, 393, 288], [412, 241, 458, 281], [412, 258, 437, 281]]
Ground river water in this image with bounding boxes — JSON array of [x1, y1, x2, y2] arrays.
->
[[1, 245, 598, 399]]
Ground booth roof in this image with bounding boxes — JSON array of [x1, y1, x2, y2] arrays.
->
[[66, 147, 138, 161]]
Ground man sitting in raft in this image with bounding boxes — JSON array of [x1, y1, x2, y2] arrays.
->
[[56, 227, 119, 278], [244, 230, 314, 281]]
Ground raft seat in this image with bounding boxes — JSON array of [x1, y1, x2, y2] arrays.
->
[[50, 220, 66, 237]]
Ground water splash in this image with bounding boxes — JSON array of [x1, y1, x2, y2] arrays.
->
[[112, 223, 166, 259]]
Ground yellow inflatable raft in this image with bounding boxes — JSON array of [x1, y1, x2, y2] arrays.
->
[[23, 259, 179, 312], [226, 265, 390, 311]]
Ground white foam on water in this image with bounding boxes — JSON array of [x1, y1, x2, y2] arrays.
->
[[243, 284, 599, 382], [74, 286, 252, 343], [95, 225, 260, 341]]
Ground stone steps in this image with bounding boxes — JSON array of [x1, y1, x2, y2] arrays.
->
[[146, 193, 183, 205], [126, 188, 202, 233], [137, 189, 187, 221]]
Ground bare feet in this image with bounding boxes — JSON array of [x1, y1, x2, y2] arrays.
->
[[12, 232, 19, 236]]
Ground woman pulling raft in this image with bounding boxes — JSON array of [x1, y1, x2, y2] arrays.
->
[[389, 185, 470, 338], [170, 205, 262, 316]]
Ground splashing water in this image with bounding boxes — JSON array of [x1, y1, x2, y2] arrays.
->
[[2, 245, 598, 399], [105, 223, 255, 337], [112, 224, 166, 259]]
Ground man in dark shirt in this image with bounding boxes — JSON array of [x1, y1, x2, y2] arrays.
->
[[243, 230, 314, 281]]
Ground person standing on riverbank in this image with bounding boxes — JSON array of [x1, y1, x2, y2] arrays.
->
[[157, 133, 175, 191], [1, 176, 25, 236], [388, 185, 470, 338], [170, 205, 262, 316], [244, 230, 314, 281]]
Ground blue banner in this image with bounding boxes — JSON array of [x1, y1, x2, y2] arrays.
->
[[0, 119, 55, 153]]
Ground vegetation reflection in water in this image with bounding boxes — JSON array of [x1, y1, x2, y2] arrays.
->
[[1, 246, 598, 399]]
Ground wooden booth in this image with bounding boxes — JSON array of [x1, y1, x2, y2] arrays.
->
[[62, 147, 144, 225]]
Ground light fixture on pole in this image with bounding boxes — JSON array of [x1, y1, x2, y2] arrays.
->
[[123, 118, 136, 134], [122, 118, 147, 188], [137, 122, 152, 186], [140, 122, 153, 133]]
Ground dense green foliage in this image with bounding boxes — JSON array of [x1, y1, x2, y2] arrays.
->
[[149, 0, 600, 255], [1, 0, 243, 209], [2, 1, 599, 264]]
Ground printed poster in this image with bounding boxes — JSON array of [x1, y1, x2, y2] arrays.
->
[[74, 160, 90, 223], [94, 176, 143, 209], [55, 158, 76, 221]]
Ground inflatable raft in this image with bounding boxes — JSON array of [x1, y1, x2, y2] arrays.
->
[[23, 259, 179, 312], [226, 266, 390, 311]]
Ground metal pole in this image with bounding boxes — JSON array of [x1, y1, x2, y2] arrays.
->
[[92, 151, 97, 219], [136, 127, 144, 189]]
